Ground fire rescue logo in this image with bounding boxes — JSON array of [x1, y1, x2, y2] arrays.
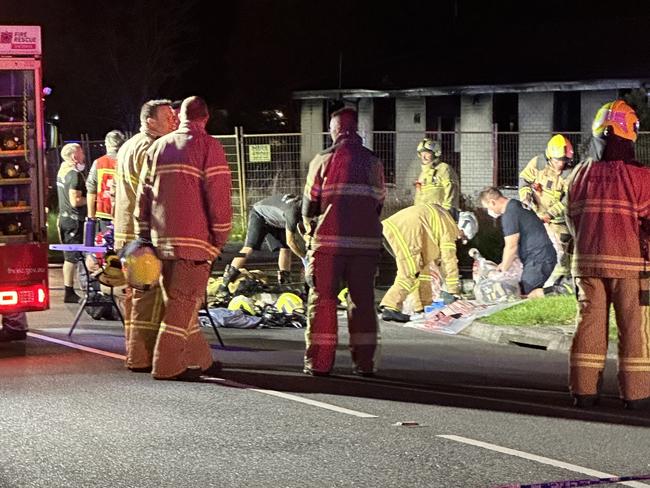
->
[[0, 32, 12, 44]]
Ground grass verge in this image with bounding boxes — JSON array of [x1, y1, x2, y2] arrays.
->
[[480, 295, 618, 341]]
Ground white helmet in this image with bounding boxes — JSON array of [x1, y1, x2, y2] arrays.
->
[[458, 211, 478, 241]]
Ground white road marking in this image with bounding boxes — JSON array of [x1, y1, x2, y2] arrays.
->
[[202, 376, 378, 418], [28, 332, 377, 418], [28, 332, 127, 360], [438, 435, 650, 488]]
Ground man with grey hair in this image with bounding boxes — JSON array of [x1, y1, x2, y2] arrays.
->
[[86, 130, 126, 232], [57, 143, 87, 303], [113, 99, 176, 373], [134, 95, 232, 380]]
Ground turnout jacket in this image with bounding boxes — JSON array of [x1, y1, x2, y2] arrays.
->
[[414, 161, 459, 211], [519, 154, 569, 223], [382, 204, 460, 293], [113, 130, 157, 249], [566, 159, 650, 278], [135, 121, 232, 261], [302, 133, 385, 255]]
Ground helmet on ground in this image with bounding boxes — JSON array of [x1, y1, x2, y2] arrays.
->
[[416, 138, 442, 157], [545, 134, 574, 160], [228, 295, 256, 315], [592, 100, 639, 142], [96, 252, 127, 288], [457, 211, 479, 241], [275, 292, 304, 314], [121, 240, 162, 291]]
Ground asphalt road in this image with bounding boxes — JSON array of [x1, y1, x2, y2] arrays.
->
[[1, 275, 649, 488]]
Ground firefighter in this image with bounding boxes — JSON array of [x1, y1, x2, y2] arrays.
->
[[86, 130, 126, 233], [479, 186, 558, 298], [220, 193, 305, 292], [302, 107, 385, 377], [135, 96, 232, 380], [380, 205, 478, 322], [56, 143, 87, 303], [113, 99, 175, 372], [519, 134, 573, 285], [566, 99, 650, 410], [414, 138, 460, 218]]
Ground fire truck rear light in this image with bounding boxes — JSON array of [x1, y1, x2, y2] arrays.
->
[[0, 291, 18, 305], [38, 287, 46, 303]]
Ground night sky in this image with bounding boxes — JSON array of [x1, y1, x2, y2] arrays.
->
[[3, 0, 650, 137]]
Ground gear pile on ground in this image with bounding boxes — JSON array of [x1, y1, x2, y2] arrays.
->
[[204, 268, 307, 328]]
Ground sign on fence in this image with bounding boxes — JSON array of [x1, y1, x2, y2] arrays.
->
[[248, 144, 271, 163]]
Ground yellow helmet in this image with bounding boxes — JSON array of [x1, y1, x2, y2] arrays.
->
[[592, 100, 639, 142], [416, 138, 442, 157], [545, 134, 574, 160], [96, 253, 127, 288], [121, 242, 162, 291], [275, 292, 304, 314], [228, 295, 256, 315]]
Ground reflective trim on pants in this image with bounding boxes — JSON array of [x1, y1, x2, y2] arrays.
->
[[571, 276, 650, 401], [152, 260, 213, 379], [127, 285, 165, 370], [305, 252, 380, 374]]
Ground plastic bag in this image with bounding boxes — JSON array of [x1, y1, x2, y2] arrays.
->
[[469, 248, 522, 304]]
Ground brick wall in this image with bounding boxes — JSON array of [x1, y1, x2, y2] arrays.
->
[[299, 99, 323, 164], [358, 98, 373, 148], [395, 97, 426, 202], [518, 92, 553, 174], [460, 94, 494, 198]]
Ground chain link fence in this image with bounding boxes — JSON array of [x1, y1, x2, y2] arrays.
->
[[46, 130, 650, 229]]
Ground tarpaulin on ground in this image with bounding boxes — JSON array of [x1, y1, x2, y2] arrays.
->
[[404, 299, 523, 335]]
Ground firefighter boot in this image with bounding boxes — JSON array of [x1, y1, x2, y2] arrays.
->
[[381, 307, 410, 323], [277, 270, 291, 285], [218, 265, 240, 293]]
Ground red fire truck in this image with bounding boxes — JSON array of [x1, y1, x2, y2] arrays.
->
[[0, 26, 49, 313]]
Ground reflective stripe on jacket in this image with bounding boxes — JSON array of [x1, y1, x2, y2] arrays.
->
[[382, 204, 460, 293], [519, 154, 569, 223], [414, 161, 459, 211], [302, 133, 385, 255]]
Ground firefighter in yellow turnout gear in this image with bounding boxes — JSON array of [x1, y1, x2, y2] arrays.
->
[[519, 134, 573, 286], [414, 139, 460, 217], [380, 205, 477, 322]]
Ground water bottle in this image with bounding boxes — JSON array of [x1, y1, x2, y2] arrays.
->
[[84, 218, 96, 247]]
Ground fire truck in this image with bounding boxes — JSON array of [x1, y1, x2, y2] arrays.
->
[[0, 26, 49, 313]]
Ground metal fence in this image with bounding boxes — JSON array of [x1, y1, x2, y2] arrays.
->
[[46, 130, 650, 228]]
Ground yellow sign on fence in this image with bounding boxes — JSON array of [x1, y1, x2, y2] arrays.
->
[[249, 144, 271, 163]]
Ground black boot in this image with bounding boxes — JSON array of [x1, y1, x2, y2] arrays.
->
[[0, 328, 27, 342], [277, 270, 291, 285], [218, 265, 240, 293], [381, 307, 410, 323], [624, 396, 650, 411], [64, 286, 82, 304]]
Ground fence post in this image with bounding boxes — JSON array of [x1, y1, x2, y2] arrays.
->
[[492, 123, 498, 186], [236, 126, 248, 230]]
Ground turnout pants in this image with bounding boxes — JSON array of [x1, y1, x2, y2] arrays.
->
[[305, 252, 380, 374], [380, 227, 439, 312], [571, 277, 650, 401], [544, 222, 571, 286], [152, 260, 213, 379], [1, 312, 28, 331], [126, 285, 165, 370]]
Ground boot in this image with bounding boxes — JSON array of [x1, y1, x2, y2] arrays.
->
[[277, 270, 291, 285], [624, 397, 650, 411], [218, 265, 240, 293], [381, 307, 410, 323], [0, 328, 27, 342], [64, 286, 82, 304]]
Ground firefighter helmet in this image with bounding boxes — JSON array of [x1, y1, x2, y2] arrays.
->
[[121, 240, 162, 291], [96, 253, 127, 288], [416, 138, 442, 157], [275, 292, 304, 314], [592, 100, 639, 142], [228, 295, 256, 315], [457, 211, 479, 241], [545, 134, 574, 160]]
